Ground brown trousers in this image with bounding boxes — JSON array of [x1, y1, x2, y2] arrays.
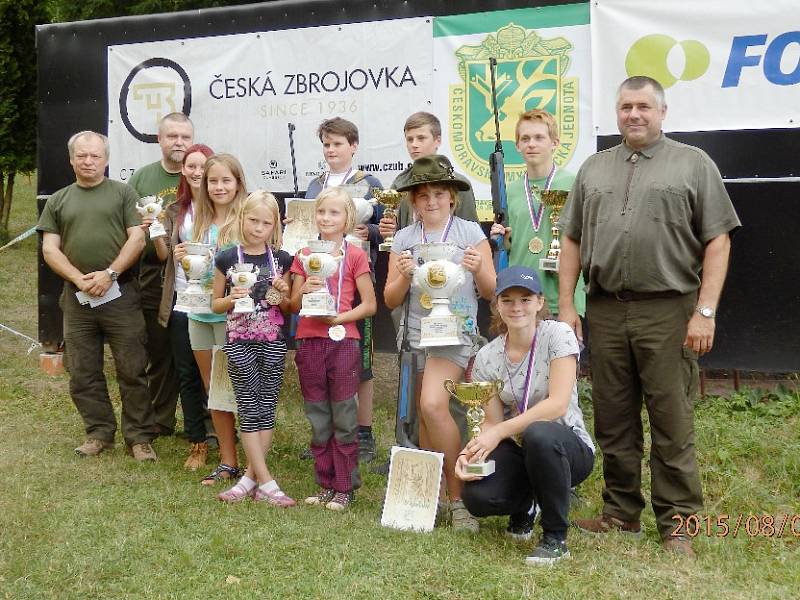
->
[[62, 281, 154, 446], [587, 293, 703, 538]]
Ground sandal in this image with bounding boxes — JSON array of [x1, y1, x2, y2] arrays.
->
[[200, 463, 240, 486], [254, 487, 297, 507]]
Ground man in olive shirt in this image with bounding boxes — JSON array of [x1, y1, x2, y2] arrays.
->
[[128, 112, 194, 436], [38, 131, 156, 460], [558, 76, 741, 557]]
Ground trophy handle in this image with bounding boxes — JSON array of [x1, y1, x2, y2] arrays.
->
[[443, 379, 458, 400], [494, 380, 504, 393]]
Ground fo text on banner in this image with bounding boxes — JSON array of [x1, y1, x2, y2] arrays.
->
[[431, 4, 595, 220], [108, 18, 433, 192], [592, 0, 800, 134]]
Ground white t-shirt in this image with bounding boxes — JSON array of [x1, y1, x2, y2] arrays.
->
[[472, 319, 595, 452]]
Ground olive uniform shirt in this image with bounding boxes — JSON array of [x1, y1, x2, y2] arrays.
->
[[128, 161, 181, 310], [559, 134, 741, 295], [36, 178, 141, 274]]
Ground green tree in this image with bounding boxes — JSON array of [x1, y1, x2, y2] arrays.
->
[[0, 1, 47, 242]]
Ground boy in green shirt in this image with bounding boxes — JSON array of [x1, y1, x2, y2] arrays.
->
[[490, 110, 586, 317]]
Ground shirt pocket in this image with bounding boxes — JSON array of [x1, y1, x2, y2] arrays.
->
[[647, 184, 689, 227], [585, 186, 614, 224]]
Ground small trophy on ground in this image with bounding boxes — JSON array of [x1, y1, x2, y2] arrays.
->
[[298, 239, 340, 316], [538, 190, 569, 272], [174, 243, 212, 313], [136, 195, 166, 238], [443, 379, 504, 476], [413, 242, 464, 347], [229, 264, 258, 313], [372, 188, 403, 251]]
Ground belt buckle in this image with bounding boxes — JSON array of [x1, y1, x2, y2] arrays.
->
[[614, 290, 633, 302]]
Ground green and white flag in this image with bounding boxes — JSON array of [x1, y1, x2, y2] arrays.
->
[[432, 4, 595, 220]]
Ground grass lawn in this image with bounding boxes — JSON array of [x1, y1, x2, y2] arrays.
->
[[1, 175, 798, 599]]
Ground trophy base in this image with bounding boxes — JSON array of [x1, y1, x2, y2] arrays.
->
[[149, 222, 167, 239], [233, 297, 255, 313], [299, 292, 336, 317], [465, 459, 495, 477], [379, 239, 394, 252], [418, 315, 460, 347], [174, 290, 211, 314], [539, 257, 560, 272]]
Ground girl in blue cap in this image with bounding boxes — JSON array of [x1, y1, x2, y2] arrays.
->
[[456, 266, 595, 565]]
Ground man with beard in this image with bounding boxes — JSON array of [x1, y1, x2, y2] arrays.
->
[[128, 112, 194, 437]]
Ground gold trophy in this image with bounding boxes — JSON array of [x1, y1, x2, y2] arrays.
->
[[538, 190, 569, 272], [443, 379, 504, 476], [372, 188, 403, 251]]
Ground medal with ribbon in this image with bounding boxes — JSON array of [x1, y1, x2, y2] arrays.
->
[[525, 164, 556, 255], [327, 240, 348, 341]]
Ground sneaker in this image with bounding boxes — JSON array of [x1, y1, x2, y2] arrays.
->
[[325, 491, 354, 511], [183, 442, 208, 471], [217, 482, 256, 503], [574, 513, 642, 537], [506, 503, 539, 541], [299, 446, 313, 460], [127, 442, 157, 461], [525, 536, 570, 565], [663, 535, 696, 558], [254, 487, 297, 507], [305, 488, 335, 506], [75, 438, 113, 457], [357, 430, 377, 463], [450, 500, 480, 533]]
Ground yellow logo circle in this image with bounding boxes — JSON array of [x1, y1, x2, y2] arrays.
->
[[626, 34, 710, 89]]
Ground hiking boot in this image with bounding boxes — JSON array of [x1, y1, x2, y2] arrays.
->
[[127, 442, 157, 461], [357, 430, 377, 463], [525, 536, 570, 565], [574, 514, 642, 537], [450, 500, 479, 533], [75, 438, 114, 457], [183, 442, 208, 471], [663, 535, 696, 558], [325, 491, 354, 511], [506, 503, 539, 541], [305, 488, 335, 506]]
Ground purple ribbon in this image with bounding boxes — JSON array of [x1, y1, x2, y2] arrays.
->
[[504, 332, 538, 415]]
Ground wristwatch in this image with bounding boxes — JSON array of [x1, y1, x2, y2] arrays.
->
[[106, 268, 119, 282], [696, 305, 715, 318]]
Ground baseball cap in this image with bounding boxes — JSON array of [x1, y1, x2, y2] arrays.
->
[[495, 265, 543, 296]]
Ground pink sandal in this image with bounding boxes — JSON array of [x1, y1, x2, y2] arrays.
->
[[217, 482, 256, 503], [254, 487, 297, 507]]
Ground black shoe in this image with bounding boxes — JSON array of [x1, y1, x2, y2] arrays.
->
[[299, 446, 313, 460], [357, 430, 377, 463], [506, 502, 539, 541], [525, 536, 570, 565]]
